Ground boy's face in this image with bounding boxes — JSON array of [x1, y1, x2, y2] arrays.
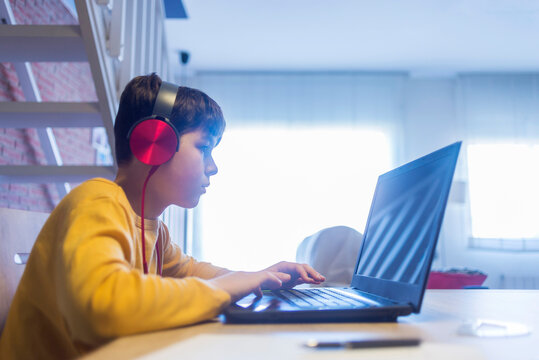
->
[[155, 128, 219, 208]]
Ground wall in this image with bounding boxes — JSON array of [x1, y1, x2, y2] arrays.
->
[[0, 0, 97, 212]]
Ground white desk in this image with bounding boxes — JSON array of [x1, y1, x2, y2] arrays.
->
[[83, 290, 539, 360]]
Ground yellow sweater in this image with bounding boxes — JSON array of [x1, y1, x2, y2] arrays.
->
[[0, 178, 231, 359]]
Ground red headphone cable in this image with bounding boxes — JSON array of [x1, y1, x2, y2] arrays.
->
[[141, 165, 162, 276]]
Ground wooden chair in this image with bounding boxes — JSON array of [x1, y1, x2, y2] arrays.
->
[[0, 208, 49, 333]]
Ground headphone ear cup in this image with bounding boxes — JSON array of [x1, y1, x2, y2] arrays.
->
[[129, 119, 179, 165]]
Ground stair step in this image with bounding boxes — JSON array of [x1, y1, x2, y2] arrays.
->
[[0, 102, 103, 128], [0, 25, 87, 62], [0, 165, 116, 183]]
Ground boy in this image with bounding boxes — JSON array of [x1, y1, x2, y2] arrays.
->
[[0, 74, 325, 359]]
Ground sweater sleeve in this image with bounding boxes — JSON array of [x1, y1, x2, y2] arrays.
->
[[160, 223, 230, 279], [56, 198, 231, 346]]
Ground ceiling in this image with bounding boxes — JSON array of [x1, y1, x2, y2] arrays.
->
[[165, 0, 539, 76]]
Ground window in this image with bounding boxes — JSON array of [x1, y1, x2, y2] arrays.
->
[[194, 127, 392, 270], [467, 144, 539, 244]]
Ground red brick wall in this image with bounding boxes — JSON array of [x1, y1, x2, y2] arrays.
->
[[0, 0, 99, 212]]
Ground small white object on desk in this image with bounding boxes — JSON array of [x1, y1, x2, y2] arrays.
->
[[458, 319, 532, 338]]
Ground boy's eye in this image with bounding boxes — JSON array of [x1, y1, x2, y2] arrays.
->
[[199, 146, 211, 156]]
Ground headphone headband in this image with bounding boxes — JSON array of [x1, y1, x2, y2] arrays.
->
[[152, 81, 179, 118]]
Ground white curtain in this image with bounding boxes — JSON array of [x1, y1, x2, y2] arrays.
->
[[178, 71, 539, 286], [186, 72, 406, 267], [190, 72, 406, 130], [446, 74, 539, 288], [457, 74, 539, 143]]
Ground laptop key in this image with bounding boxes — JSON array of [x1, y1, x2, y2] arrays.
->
[[288, 289, 328, 307], [297, 288, 370, 307], [288, 289, 359, 308], [277, 290, 318, 308], [319, 288, 372, 307], [275, 288, 372, 309]]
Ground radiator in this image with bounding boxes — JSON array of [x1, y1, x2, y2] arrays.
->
[[499, 275, 539, 289]]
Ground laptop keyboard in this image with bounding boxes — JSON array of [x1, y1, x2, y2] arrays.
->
[[275, 288, 372, 309]]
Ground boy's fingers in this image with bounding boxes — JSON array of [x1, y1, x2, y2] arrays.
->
[[295, 265, 311, 282], [284, 278, 305, 289], [260, 271, 284, 290], [295, 264, 322, 283], [262, 262, 325, 287], [303, 264, 326, 282], [272, 272, 292, 282]]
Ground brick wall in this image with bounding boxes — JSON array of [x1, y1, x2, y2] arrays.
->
[[0, 0, 99, 212]]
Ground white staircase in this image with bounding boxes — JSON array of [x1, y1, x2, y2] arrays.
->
[[0, 0, 173, 197]]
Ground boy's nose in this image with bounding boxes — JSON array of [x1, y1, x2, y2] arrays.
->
[[206, 157, 218, 176]]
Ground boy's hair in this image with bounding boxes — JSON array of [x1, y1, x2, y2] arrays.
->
[[114, 73, 226, 166]]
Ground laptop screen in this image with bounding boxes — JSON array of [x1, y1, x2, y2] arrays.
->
[[351, 142, 461, 312]]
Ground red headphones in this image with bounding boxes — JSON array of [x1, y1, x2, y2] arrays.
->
[[127, 81, 180, 166], [126, 81, 180, 276]]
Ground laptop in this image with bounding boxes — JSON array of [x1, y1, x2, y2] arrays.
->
[[223, 141, 461, 324]]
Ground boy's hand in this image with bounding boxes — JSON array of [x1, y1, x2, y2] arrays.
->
[[209, 271, 291, 302], [264, 261, 325, 289]]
